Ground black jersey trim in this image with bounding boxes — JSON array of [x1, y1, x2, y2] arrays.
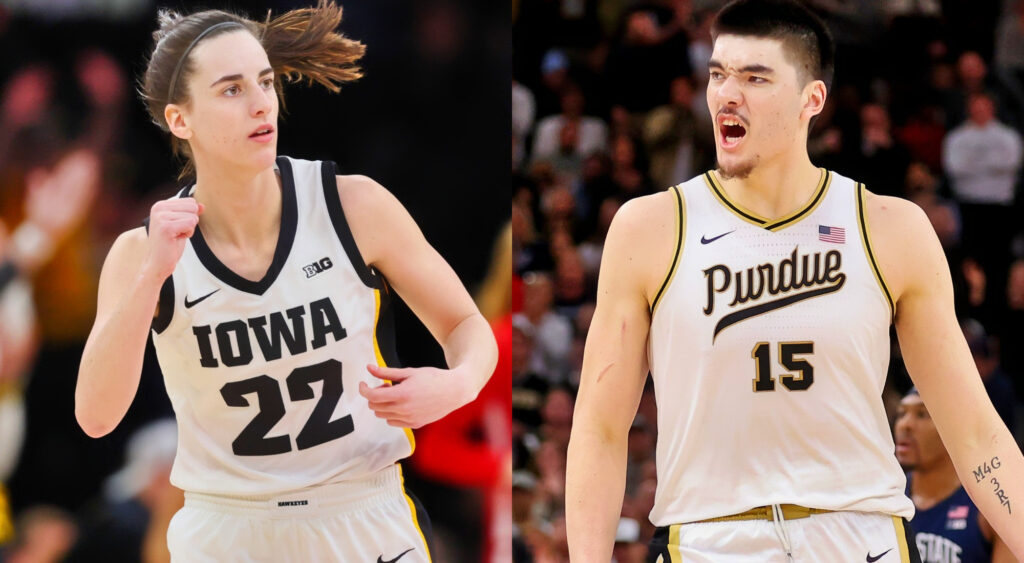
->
[[895, 516, 923, 563], [704, 169, 831, 232], [766, 170, 831, 231], [320, 160, 384, 290], [402, 486, 435, 560], [856, 183, 895, 322], [187, 156, 298, 296], [705, 171, 765, 226], [650, 185, 685, 315], [151, 275, 175, 334], [375, 280, 402, 368]]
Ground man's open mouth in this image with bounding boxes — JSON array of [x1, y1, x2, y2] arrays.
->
[[718, 115, 747, 148]]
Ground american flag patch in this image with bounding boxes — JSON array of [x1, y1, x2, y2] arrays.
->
[[947, 505, 969, 519], [818, 225, 845, 243]]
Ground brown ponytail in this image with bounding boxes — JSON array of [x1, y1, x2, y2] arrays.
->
[[140, 0, 364, 179], [260, 1, 365, 97]]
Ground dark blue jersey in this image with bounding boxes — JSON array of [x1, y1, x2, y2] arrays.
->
[[907, 473, 991, 563]]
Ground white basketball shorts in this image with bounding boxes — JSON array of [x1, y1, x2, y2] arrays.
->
[[167, 464, 432, 562], [648, 510, 921, 562]]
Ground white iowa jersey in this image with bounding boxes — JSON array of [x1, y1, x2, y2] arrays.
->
[[648, 169, 914, 525], [150, 156, 413, 496]]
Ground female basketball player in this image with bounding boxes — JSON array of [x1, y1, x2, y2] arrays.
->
[[74, 3, 497, 561]]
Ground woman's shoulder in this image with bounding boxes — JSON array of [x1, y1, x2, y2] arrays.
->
[[334, 173, 398, 212]]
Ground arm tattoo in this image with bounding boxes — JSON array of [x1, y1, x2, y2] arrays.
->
[[973, 456, 1012, 514]]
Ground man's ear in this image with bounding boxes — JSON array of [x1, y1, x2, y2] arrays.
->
[[164, 103, 192, 140], [802, 80, 827, 121]]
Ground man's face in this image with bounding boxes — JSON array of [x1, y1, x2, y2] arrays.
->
[[968, 95, 995, 126], [894, 394, 948, 470], [707, 35, 814, 179]]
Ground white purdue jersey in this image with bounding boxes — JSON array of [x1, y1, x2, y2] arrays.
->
[[647, 169, 915, 526], [150, 156, 413, 496]]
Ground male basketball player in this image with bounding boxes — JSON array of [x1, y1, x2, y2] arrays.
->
[[897, 388, 1013, 562], [565, 0, 1024, 560]]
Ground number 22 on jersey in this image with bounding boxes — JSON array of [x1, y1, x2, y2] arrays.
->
[[220, 358, 355, 456]]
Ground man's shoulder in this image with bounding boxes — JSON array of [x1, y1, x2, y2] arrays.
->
[[861, 190, 926, 227], [612, 189, 680, 229], [603, 190, 682, 290]]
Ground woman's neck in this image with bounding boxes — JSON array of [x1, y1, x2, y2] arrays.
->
[[192, 161, 282, 249]]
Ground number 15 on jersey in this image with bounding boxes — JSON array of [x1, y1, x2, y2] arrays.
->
[[751, 341, 815, 392]]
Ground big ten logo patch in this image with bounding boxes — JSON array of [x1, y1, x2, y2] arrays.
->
[[303, 257, 333, 278]]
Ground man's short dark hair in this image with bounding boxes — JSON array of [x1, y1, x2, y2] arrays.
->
[[712, 0, 835, 90]]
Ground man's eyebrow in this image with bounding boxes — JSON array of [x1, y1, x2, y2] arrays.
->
[[210, 67, 274, 88], [707, 60, 775, 74]]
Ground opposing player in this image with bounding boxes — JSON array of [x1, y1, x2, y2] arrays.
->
[[896, 388, 1014, 562], [565, 0, 1024, 560], [74, 3, 497, 561]]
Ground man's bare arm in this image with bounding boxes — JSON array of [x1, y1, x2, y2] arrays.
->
[[978, 514, 1015, 563], [869, 193, 1024, 557], [566, 192, 677, 560]]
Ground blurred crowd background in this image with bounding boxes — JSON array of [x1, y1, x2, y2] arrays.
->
[[512, 0, 1024, 560], [0, 1, 510, 562]]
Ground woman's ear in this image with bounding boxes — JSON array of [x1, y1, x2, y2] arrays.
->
[[164, 103, 192, 140]]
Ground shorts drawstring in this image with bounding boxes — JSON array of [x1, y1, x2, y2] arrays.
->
[[770, 503, 795, 562]]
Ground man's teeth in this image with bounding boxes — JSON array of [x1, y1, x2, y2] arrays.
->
[[725, 136, 741, 143], [723, 118, 742, 126]]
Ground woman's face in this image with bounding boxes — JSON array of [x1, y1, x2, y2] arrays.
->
[[174, 30, 279, 174]]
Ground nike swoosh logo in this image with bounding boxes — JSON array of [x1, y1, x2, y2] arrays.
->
[[866, 548, 892, 562], [184, 289, 220, 309], [701, 230, 736, 244], [713, 277, 846, 340], [378, 548, 414, 563]]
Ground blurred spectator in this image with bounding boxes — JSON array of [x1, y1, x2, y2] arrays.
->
[[532, 84, 609, 180], [624, 416, 654, 498], [553, 247, 587, 311], [687, 8, 715, 85], [855, 103, 911, 197], [608, 133, 652, 198], [540, 387, 574, 455], [894, 103, 946, 172], [944, 51, 1018, 129], [536, 49, 573, 119], [612, 517, 645, 563], [65, 419, 180, 563], [0, 149, 99, 551], [2, 505, 77, 563], [962, 319, 1017, 435], [514, 81, 537, 170], [896, 389, 1013, 560], [517, 272, 573, 383], [511, 471, 539, 563], [604, 10, 689, 115], [942, 91, 1022, 308], [512, 317, 550, 436], [642, 76, 715, 190], [904, 161, 960, 249], [997, 260, 1024, 390]]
